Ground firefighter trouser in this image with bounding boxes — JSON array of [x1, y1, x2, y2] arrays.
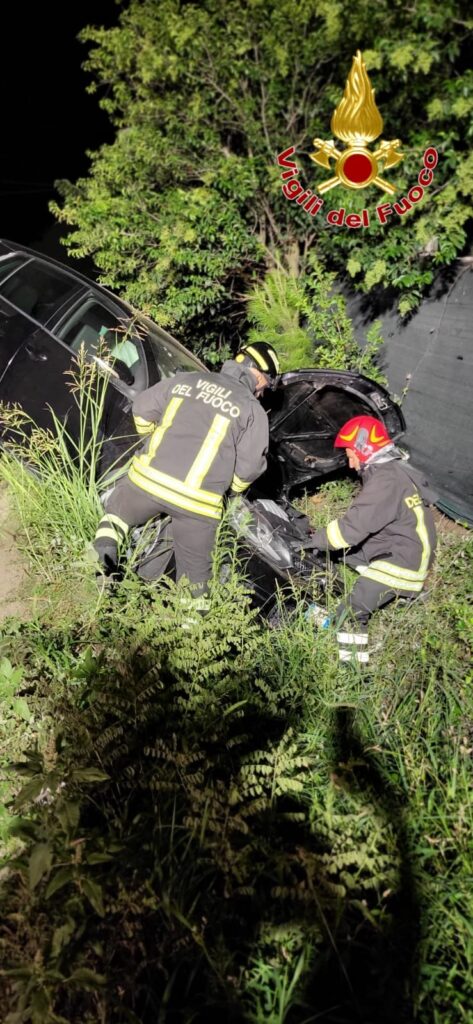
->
[[334, 549, 416, 666], [94, 476, 219, 596]]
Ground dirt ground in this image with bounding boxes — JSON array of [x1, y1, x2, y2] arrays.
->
[[432, 506, 471, 538], [0, 486, 31, 622]]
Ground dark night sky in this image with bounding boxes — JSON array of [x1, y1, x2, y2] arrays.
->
[[1, 2, 119, 265]]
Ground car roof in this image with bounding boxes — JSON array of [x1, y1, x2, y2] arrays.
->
[[0, 237, 110, 293], [0, 237, 205, 369]]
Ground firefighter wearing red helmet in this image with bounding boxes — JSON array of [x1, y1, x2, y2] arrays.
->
[[308, 415, 437, 666]]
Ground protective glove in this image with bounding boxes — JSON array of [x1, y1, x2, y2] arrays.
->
[[302, 535, 322, 552]]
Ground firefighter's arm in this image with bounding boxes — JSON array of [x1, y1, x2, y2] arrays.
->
[[230, 406, 269, 494], [310, 474, 399, 551], [131, 380, 172, 436]]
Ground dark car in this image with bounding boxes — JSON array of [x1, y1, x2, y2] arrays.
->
[[0, 239, 407, 615], [0, 239, 204, 477]]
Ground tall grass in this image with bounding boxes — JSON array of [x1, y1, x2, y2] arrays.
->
[[0, 345, 139, 613]]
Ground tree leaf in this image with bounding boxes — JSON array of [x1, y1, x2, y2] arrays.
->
[[65, 967, 107, 988], [30, 988, 50, 1014], [13, 777, 47, 810], [86, 852, 114, 864], [51, 919, 76, 959], [5, 966, 34, 980], [56, 800, 80, 833], [81, 877, 105, 916], [45, 865, 74, 899], [13, 697, 32, 722], [71, 768, 110, 783], [28, 843, 52, 890]]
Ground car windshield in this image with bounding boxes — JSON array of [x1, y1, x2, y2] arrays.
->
[[143, 321, 202, 377]]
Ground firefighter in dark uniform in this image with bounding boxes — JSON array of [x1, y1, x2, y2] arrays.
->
[[94, 342, 279, 610], [309, 416, 437, 665]]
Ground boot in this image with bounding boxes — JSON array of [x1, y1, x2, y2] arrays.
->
[[336, 628, 369, 665]]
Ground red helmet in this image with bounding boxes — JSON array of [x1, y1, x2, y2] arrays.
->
[[334, 415, 392, 462]]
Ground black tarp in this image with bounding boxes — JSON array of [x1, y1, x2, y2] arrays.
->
[[348, 263, 473, 526]]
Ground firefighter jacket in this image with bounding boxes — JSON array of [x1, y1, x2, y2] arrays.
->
[[310, 453, 437, 593], [128, 360, 269, 520]]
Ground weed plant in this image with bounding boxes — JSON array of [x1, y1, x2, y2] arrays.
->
[[0, 345, 138, 617]]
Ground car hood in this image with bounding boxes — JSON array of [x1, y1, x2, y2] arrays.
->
[[259, 368, 406, 498]]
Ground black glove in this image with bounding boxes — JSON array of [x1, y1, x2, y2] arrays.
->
[[303, 536, 323, 551]]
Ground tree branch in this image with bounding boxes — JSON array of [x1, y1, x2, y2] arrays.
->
[[253, 45, 273, 156]]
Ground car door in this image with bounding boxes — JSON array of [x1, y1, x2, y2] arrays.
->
[[48, 292, 150, 480], [0, 259, 84, 432], [260, 368, 406, 497], [0, 255, 38, 381]]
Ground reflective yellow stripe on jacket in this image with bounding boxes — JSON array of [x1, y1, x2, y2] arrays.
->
[[133, 414, 155, 436], [185, 415, 230, 489], [357, 505, 432, 592], [358, 565, 424, 592], [231, 473, 250, 494], [129, 405, 232, 520], [129, 462, 223, 519], [326, 519, 349, 549], [95, 512, 130, 544], [142, 397, 183, 464]]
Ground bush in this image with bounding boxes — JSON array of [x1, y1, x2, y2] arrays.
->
[[247, 259, 386, 382]]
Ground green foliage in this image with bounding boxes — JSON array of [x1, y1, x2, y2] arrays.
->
[[243, 924, 318, 1023], [50, 0, 473, 359], [0, 479, 472, 1021], [0, 658, 32, 850], [247, 260, 386, 380], [247, 268, 314, 371]]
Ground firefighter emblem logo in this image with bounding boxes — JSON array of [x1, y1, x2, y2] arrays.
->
[[310, 50, 403, 195]]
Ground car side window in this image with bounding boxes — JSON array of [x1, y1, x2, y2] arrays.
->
[[143, 321, 203, 376], [0, 260, 79, 323], [56, 299, 148, 390]]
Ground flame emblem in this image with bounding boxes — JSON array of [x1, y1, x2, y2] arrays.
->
[[310, 51, 403, 195]]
